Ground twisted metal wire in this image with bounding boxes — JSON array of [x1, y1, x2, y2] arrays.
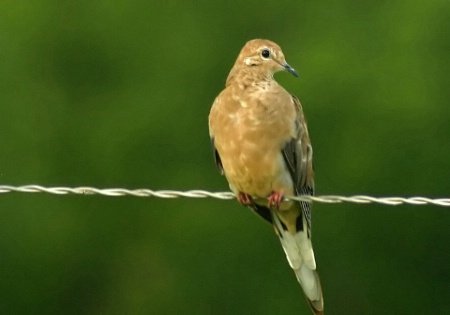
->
[[0, 185, 449, 207]]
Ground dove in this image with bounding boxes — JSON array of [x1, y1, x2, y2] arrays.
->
[[209, 39, 323, 314]]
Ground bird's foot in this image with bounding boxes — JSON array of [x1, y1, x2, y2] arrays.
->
[[237, 192, 253, 206], [268, 192, 284, 209]]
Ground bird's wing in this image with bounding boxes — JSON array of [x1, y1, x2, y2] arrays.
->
[[281, 94, 314, 236]]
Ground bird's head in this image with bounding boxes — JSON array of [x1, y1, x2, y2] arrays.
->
[[232, 39, 299, 79]]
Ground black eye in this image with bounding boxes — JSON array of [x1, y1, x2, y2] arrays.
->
[[261, 49, 270, 59]]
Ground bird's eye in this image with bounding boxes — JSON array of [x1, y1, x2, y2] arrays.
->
[[261, 49, 270, 59]]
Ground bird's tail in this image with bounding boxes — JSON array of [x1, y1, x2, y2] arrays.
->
[[294, 265, 324, 314], [271, 210, 324, 314]]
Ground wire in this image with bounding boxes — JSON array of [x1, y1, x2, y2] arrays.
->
[[0, 185, 449, 207]]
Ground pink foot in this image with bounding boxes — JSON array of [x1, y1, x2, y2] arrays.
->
[[268, 192, 284, 209], [237, 192, 253, 206]]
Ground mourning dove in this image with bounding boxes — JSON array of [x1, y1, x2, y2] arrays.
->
[[209, 39, 323, 314]]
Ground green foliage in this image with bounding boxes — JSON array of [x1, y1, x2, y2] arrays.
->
[[0, 1, 449, 314]]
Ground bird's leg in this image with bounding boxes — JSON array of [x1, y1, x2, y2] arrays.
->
[[237, 192, 253, 206], [268, 191, 284, 209]]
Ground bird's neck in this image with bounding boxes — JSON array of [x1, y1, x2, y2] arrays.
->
[[226, 67, 273, 87]]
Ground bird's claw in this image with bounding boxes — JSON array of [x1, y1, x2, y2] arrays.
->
[[237, 192, 253, 206], [268, 192, 284, 209]]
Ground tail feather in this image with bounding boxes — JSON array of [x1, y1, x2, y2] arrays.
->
[[271, 210, 324, 314], [295, 265, 324, 314]]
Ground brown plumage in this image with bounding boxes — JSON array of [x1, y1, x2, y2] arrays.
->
[[208, 39, 323, 314]]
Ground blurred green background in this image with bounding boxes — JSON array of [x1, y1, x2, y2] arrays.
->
[[1, 1, 449, 314]]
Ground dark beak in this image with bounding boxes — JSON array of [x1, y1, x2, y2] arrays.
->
[[282, 62, 299, 78]]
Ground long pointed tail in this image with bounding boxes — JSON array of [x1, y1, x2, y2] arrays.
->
[[294, 265, 324, 314], [271, 211, 324, 314]]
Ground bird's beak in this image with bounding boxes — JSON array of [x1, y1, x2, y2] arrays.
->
[[282, 62, 299, 78]]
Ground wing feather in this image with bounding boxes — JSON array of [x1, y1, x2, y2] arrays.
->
[[281, 95, 314, 235]]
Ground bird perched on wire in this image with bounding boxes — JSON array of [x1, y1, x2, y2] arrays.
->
[[208, 39, 323, 314]]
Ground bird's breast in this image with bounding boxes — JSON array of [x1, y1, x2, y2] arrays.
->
[[213, 90, 296, 198]]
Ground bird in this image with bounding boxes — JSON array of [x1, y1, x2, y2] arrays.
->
[[208, 39, 323, 314]]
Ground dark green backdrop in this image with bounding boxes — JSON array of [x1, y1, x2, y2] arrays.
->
[[1, 1, 449, 314]]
